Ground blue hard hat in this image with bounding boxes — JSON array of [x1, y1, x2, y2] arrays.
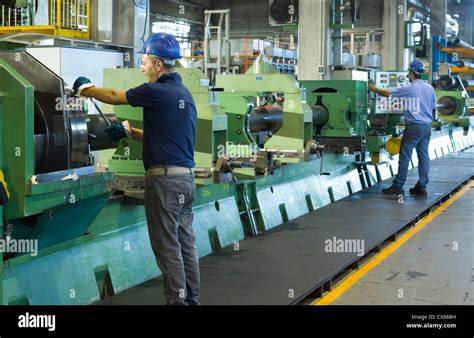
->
[[408, 59, 425, 74], [141, 33, 182, 61]]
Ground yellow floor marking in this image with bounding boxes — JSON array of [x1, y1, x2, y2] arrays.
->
[[311, 181, 474, 305]]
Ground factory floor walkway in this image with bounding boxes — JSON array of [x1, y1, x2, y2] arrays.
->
[[317, 183, 474, 305], [99, 149, 474, 306]]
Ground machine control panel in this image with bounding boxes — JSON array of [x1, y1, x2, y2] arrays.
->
[[374, 71, 410, 114]]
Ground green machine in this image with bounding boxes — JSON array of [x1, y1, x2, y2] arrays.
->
[[215, 60, 314, 178], [300, 80, 371, 153], [1, 53, 472, 306], [104, 64, 228, 187], [436, 90, 473, 131], [300, 79, 401, 164], [0, 52, 119, 304]]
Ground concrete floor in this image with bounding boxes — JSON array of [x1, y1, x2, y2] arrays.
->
[[332, 187, 474, 305]]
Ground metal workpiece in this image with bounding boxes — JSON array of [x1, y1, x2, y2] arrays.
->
[[248, 106, 283, 134], [449, 38, 474, 50], [437, 95, 458, 116], [85, 114, 119, 151], [311, 104, 330, 127]]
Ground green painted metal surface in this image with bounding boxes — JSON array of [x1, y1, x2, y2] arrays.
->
[[301, 80, 368, 138], [0, 58, 113, 250], [436, 91, 471, 129], [216, 61, 313, 151], [0, 59, 35, 220]]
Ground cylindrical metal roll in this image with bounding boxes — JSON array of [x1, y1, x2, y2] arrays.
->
[[452, 38, 474, 50], [69, 112, 90, 168], [311, 104, 329, 126], [248, 106, 283, 133], [437, 96, 457, 116], [85, 114, 119, 151]]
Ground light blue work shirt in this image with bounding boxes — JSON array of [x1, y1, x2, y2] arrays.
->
[[389, 79, 436, 125]]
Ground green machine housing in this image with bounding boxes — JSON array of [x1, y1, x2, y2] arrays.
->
[[436, 90, 472, 131], [0, 51, 120, 304], [300, 80, 369, 154], [215, 61, 314, 178]]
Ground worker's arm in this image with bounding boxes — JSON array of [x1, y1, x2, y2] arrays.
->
[[130, 127, 144, 142], [369, 82, 391, 97], [81, 87, 129, 105], [72, 76, 128, 105]]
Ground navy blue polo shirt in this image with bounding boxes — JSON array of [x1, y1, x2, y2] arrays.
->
[[126, 73, 196, 170]]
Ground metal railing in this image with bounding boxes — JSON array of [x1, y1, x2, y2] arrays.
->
[[0, 0, 90, 39]]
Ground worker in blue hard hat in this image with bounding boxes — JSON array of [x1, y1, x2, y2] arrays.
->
[[73, 33, 200, 305], [369, 59, 437, 196]]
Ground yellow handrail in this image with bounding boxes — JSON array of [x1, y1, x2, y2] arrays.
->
[[0, 0, 90, 39]]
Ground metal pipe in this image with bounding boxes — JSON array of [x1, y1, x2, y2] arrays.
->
[[248, 106, 283, 133], [406, 6, 428, 23], [311, 105, 329, 126], [456, 60, 474, 69], [85, 114, 119, 151], [452, 38, 474, 50]]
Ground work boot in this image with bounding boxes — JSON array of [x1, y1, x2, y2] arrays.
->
[[382, 185, 404, 195], [409, 185, 427, 196]]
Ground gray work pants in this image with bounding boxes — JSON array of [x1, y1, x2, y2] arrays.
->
[[144, 173, 200, 305]]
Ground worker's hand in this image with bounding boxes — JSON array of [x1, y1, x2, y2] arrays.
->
[[122, 120, 133, 138], [73, 76, 95, 97], [104, 122, 127, 142], [368, 82, 377, 92], [104, 121, 132, 141]]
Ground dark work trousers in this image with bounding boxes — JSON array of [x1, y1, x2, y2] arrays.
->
[[144, 173, 200, 305], [392, 123, 432, 189]]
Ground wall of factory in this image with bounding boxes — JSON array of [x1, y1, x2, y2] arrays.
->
[[151, 0, 210, 42], [210, 0, 287, 39], [342, 0, 384, 55], [151, 0, 211, 22], [25, 47, 124, 88]]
